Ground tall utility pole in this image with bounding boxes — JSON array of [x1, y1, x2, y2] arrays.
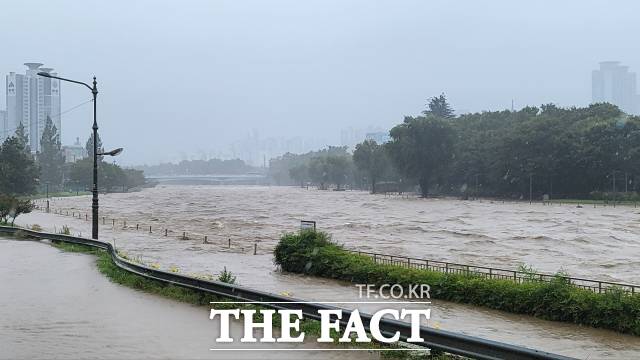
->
[[91, 77, 99, 239], [37, 72, 122, 240]]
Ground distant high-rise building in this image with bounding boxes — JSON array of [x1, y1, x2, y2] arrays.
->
[[62, 137, 87, 163], [0, 110, 7, 141], [592, 61, 639, 115], [4, 63, 62, 151]]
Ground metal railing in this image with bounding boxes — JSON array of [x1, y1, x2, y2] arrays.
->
[[0, 225, 573, 360], [347, 250, 639, 295]]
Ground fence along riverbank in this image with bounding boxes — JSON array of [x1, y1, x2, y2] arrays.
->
[[32, 200, 640, 295]]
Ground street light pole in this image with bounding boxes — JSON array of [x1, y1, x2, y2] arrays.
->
[[91, 77, 99, 240], [37, 72, 122, 241]]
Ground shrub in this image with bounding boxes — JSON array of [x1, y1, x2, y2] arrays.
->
[[217, 266, 237, 284], [274, 230, 640, 335], [0, 194, 34, 225]]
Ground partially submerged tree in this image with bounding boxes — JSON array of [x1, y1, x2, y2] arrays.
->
[[387, 116, 455, 197], [353, 139, 391, 193]]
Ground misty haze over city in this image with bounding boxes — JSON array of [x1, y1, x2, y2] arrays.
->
[[1, 0, 639, 166]]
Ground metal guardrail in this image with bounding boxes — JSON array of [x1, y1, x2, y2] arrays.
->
[[347, 250, 639, 295], [0, 225, 574, 360]]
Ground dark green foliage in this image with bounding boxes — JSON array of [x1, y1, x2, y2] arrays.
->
[[0, 194, 34, 225], [67, 158, 147, 192], [270, 146, 355, 188], [288, 163, 309, 187], [274, 231, 640, 335], [387, 116, 455, 197], [422, 93, 455, 119], [38, 116, 65, 189], [447, 103, 640, 199], [353, 140, 393, 193], [14, 122, 31, 154], [0, 136, 39, 195], [85, 132, 103, 160], [217, 266, 237, 284]]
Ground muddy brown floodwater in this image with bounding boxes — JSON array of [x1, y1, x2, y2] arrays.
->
[[0, 239, 375, 360], [44, 185, 640, 284], [18, 185, 640, 359]]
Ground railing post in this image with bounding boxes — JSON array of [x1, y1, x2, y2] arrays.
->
[[445, 263, 449, 273], [373, 254, 377, 263], [149, 226, 152, 233], [136, 224, 139, 230], [165, 229, 168, 237], [513, 271, 517, 282], [598, 281, 602, 294], [407, 258, 411, 268]]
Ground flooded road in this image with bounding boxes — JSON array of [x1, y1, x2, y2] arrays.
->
[[18, 185, 640, 359], [43, 185, 640, 284], [0, 239, 374, 360]]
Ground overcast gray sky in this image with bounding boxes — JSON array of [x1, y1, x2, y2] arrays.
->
[[1, 0, 639, 165]]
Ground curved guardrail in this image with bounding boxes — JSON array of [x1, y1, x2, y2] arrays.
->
[[0, 225, 574, 360]]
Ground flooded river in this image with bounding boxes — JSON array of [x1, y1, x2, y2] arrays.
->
[[17, 185, 640, 358], [44, 185, 640, 283], [0, 239, 373, 359]]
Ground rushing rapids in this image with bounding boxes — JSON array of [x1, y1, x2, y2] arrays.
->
[[16, 185, 640, 359]]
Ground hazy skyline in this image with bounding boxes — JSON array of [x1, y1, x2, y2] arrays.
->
[[1, 0, 639, 165]]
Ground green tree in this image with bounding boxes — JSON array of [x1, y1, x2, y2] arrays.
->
[[288, 163, 309, 187], [353, 139, 390, 193], [308, 157, 329, 189], [67, 158, 146, 192], [387, 116, 455, 197], [14, 122, 31, 154], [38, 116, 65, 188], [325, 155, 351, 190], [0, 194, 34, 226], [0, 136, 39, 195], [422, 93, 455, 119], [86, 132, 103, 160]]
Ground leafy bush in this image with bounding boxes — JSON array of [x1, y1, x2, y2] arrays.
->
[[274, 230, 640, 335], [217, 266, 237, 284], [0, 194, 34, 225]]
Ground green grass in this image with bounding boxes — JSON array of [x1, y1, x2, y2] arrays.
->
[[274, 230, 640, 336], [24, 191, 91, 200], [48, 239, 448, 359]]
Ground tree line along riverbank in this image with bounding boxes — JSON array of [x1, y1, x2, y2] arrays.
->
[[269, 99, 640, 201]]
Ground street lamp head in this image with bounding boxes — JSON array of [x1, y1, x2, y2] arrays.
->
[[37, 72, 52, 78], [98, 148, 124, 157]]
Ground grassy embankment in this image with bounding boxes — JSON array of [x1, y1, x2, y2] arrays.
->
[[24, 191, 91, 200], [274, 230, 640, 336], [46, 239, 446, 359]]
